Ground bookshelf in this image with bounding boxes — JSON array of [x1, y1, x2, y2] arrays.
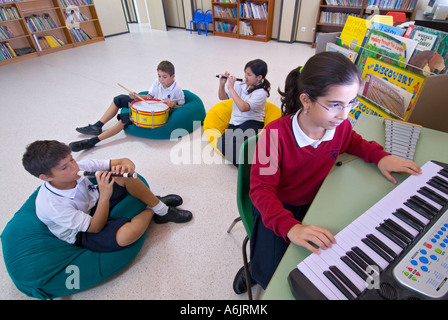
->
[[313, 0, 417, 47], [211, 0, 274, 42], [0, 0, 103, 66]]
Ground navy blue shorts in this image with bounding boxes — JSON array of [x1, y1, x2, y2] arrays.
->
[[113, 94, 133, 126], [74, 182, 130, 252]]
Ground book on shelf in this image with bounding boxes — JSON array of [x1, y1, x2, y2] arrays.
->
[[0, 0, 23, 3], [59, 0, 93, 8], [320, 11, 359, 25], [214, 21, 237, 34], [361, 73, 413, 118], [0, 41, 17, 60], [326, 42, 358, 62], [0, 6, 20, 21], [25, 14, 58, 32], [338, 16, 370, 53], [350, 94, 400, 124], [361, 56, 425, 118], [33, 34, 64, 50], [239, 20, 254, 36], [324, 0, 363, 6], [214, 0, 237, 3], [240, 1, 268, 19], [213, 5, 237, 19], [366, 0, 417, 11], [406, 25, 448, 75], [356, 29, 417, 74], [70, 27, 91, 42], [0, 24, 15, 40], [369, 21, 405, 36]]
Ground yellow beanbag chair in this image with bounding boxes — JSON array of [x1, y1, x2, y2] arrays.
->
[[204, 100, 281, 155]]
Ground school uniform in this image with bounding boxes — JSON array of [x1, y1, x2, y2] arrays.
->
[[218, 82, 267, 166], [36, 159, 129, 252], [249, 111, 390, 288], [115, 79, 185, 126]]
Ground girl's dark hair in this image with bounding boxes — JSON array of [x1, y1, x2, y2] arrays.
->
[[278, 51, 360, 116], [22, 140, 72, 178], [245, 59, 271, 97]]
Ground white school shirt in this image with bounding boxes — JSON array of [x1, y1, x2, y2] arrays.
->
[[226, 82, 266, 126], [291, 110, 335, 148], [35, 159, 110, 244], [147, 79, 185, 105]]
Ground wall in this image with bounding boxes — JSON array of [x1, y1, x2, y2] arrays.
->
[[95, 0, 128, 36]]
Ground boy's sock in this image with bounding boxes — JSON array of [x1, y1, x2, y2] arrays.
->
[[149, 200, 168, 216], [93, 121, 104, 128], [89, 137, 100, 145]]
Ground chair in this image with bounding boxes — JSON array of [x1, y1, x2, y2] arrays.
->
[[199, 9, 213, 36], [227, 134, 259, 300], [190, 9, 205, 35]]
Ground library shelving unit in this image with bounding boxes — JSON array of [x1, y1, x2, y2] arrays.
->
[[0, 0, 103, 66], [211, 0, 274, 42], [313, 0, 417, 47]]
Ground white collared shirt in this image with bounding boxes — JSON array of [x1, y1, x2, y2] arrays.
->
[[148, 79, 185, 105], [226, 82, 266, 125], [291, 111, 335, 148], [36, 159, 110, 244]]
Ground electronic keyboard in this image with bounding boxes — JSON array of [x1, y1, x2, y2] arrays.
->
[[288, 160, 448, 300]]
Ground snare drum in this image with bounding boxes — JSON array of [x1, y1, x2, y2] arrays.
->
[[129, 99, 170, 129]]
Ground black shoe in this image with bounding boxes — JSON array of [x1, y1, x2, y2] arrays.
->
[[76, 124, 102, 135], [154, 206, 192, 224], [233, 265, 257, 294], [157, 194, 183, 207], [69, 139, 96, 152]]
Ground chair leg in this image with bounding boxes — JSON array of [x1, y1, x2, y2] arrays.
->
[[227, 217, 241, 233], [242, 235, 253, 300]]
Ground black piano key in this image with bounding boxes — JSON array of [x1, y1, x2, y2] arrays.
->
[[362, 237, 394, 263], [418, 186, 448, 206], [411, 195, 439, 215], [384, 218, 414, 242], [347, 251, 369, 272], [380, 221, 411, 245], [393, 208, 425, 231], [428, 179, 448, 196], [323, 270, 356, 300], [405, 199, 434, 220], [341, 255, 370, 282], [367, 233, 398, 258], [329, 265, 362, 296], [352, 246, 382, 273], [434, 175, 448, 188], [439, 168, 448, 179], [376, 225, 407, 249]]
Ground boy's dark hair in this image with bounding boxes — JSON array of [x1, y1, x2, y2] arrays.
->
[[22, 140, 72, 178], [278, 51, 360, 116], [245, 59, 271, 97], [157, 60, 175, 76]]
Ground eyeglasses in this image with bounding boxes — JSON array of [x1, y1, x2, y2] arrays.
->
[[307, 94, 360, 114]]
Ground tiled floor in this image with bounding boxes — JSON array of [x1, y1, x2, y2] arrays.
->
[[0, 24, 315, 300]]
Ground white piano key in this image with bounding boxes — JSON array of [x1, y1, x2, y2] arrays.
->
[[297, 261, 341, 300]]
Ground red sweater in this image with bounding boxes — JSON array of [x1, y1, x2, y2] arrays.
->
[[249, 114, 389, 241]]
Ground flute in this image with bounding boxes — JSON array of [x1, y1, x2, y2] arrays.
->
[[216, 75, 243, 82], [78, 170, 138, 179]]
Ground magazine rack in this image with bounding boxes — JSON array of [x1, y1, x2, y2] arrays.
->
[[316, 32, 448, 133]]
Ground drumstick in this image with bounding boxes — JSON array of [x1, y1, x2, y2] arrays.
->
[[216, 75, 243, 82], [78, 170, 138, 179], [335, 157, 358, 167], [117, 83, 183, 104]]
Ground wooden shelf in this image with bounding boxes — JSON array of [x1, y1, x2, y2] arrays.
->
[[312, 0, 417, 47], [211, 0, 274, 42], [0, 0, 104, 66]]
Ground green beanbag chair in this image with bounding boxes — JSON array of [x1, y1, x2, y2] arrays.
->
[[1, 176, 149, 300], [203, 99, 282, 155], [122, 90, 206, 139]]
